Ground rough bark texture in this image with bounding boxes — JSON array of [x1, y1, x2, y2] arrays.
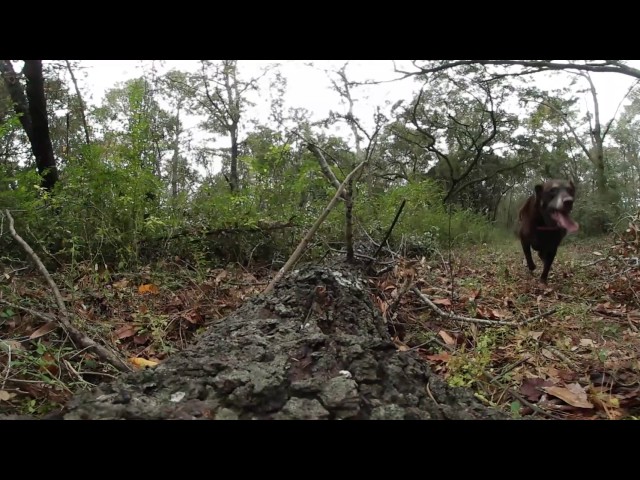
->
[[59, 264, 508, 420]]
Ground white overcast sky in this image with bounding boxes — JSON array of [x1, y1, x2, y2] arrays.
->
[[68, 60, 640, 174]]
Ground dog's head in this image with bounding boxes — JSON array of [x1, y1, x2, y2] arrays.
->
[[535, 179, 579, 233]]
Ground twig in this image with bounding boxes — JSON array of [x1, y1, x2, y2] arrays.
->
[[0, 299, 57, 324], [387, 275, 414, 320], [483, 370, 561, 420], [1, 266, 30, 278], [325, 246, 396, 265], [263, 161, 367, 295], [425, 380, 439, 406], [579, 257, 609, 268], [3, 210, 131, 373], [411, 287, 516, 326], [542, 344, 578, 370], [367, 199, 406, 268], [519, 308, 557, 325], [490, 356, 530, 383]]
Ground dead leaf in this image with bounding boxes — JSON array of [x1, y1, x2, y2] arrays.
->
[[40, 352, 59, 376], [1, 340, 24, 351], [438, 330, 456, 346], [377, 298, 388, 315], [432, 298, 452, 307], [527, 331, 544, 340], [214, 270, 227, 285], [28, 322, 57, 340], [133, 334, 150, 345], [520, 377, 555, 401], [138, 284, 159, 294], [115, 324, 137, 339], [0, 390, 17, 401], [592, 251, 603, 256], [112, 278, 130, 289], [543, 384, 594, 409], [393, 337, 410, 352], [426, 352, 451, 363], [183, 311, 204, 325], [130, 357, 159, 368], [541, 348, 557, 360], [557, 369, 577, 382], [579, 338, 596, 347]]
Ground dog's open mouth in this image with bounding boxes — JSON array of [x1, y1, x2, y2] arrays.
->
[[551, 211, 579, 233]]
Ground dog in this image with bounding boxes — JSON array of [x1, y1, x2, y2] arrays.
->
[[517, 179, 579, 284]]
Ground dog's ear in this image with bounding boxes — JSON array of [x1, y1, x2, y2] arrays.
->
[[534, 184, 543, 197], [569, 179, 576, 191]]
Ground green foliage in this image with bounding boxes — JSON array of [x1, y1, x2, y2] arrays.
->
[[447, 334, 495, 388], [356, 179, 507, 256], [46, 147, 164, 267]]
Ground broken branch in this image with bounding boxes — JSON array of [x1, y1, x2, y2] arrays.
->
[[519, 308, 557, 325], [368, 199, 406, 268], [411, 287, 516, 326], [3, 209, 131, 372]]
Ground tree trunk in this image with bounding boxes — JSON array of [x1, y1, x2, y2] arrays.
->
[[23, 60, 58, 190], [229, 124, 239, 192], [64, 60, 91, 146], [345, 180, 355, 263], [55, 265, 508, 420], [171, 104, 182, 198]]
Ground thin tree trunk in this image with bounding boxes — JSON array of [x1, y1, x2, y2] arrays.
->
[[345, 179, 355, 262], [229, 124, 239, 192], [171, 103, 182, 197], [64, 60, 91, 145]]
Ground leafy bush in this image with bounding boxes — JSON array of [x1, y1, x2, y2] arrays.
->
[[356, 180, 507, 256]]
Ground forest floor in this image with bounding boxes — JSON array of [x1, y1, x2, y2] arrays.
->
[[1, 234, 639, 419]]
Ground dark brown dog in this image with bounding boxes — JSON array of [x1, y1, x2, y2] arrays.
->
[[518, 179, 579, 284]]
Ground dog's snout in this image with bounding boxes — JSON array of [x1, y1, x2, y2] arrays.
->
[[563, 197, 574, 209]]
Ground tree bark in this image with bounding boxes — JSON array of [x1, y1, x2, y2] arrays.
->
[[23, 61, 58, 190], [56, 264, 508, 420]]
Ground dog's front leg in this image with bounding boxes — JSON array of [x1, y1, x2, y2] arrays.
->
[[540, 248, 557, 284], [521, 238, 536, 273]]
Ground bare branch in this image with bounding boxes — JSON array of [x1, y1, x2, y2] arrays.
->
[[448, 159, 535, 200], [531, 97, 592, 160], [404, 60, 640, 81], [602, 79, 640, 140], [411, 287, 515, 326], [306, 142, 342, 191], [367, 200, 406, 268], [263, 161, 367, 295]]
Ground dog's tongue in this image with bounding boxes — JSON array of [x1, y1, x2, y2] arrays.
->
[[552, 212, 579, 233]]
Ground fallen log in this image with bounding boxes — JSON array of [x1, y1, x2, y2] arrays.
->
[[57, 264, 508, 420]]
